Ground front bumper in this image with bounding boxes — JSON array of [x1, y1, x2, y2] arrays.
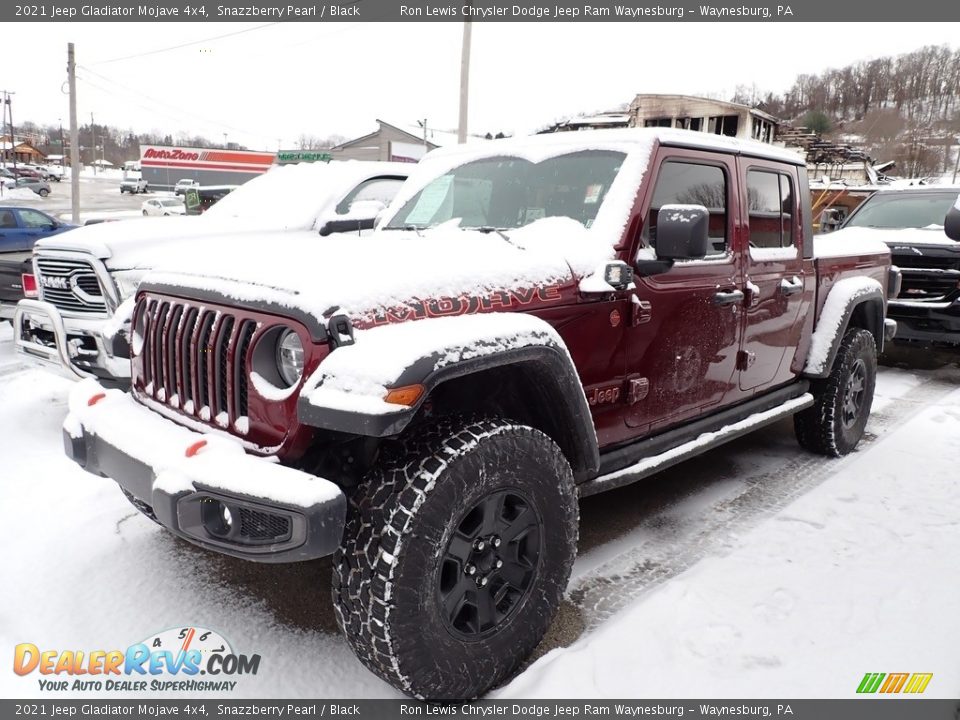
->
[[64, 379, 347, 563], [888, 297, 960, 346], [13, 299, 130, 383]]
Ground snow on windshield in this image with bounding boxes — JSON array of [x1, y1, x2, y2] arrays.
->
[[385, 150, 627, 232]]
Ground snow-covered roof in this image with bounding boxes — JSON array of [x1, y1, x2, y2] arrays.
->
[[423, 127, 806, 166]]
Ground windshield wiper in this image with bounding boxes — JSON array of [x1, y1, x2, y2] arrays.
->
[[476, 226, 521, 248]]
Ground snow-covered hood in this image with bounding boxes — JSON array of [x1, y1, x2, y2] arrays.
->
[[826, 225, 960, 254], [144, 217, 616, 326], [33, 160, 411, 269], [33, 215, 305, 269]]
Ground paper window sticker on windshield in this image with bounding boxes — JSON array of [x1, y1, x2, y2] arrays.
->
[[405, 175, 454, 226], [584, 184, 603, 205], [524, 207, 546, 223]]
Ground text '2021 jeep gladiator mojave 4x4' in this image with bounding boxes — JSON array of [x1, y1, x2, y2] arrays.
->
[[62, 129, 895, 699]]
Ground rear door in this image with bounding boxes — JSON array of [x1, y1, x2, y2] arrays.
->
[[737, 161, 808, 391], [625, 147, 745, 435]]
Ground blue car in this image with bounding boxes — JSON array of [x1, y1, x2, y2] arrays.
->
[[0, 207, 77, 252]]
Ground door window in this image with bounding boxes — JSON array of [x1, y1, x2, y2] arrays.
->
[[746, 170, 795, 248], [642, 161, 728, 255], [18, 209, 55, 229]]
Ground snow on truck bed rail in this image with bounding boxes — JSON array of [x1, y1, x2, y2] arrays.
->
[[813, 230, 891, 259]]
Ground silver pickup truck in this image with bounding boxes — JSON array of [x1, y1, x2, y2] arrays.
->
[[14, 161, 409, 386]]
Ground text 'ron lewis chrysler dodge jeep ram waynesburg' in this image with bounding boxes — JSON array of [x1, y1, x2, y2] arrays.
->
[[62, 129, 897, 699]]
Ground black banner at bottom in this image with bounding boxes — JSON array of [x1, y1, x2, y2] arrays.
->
[[2, 700, 958, 720]]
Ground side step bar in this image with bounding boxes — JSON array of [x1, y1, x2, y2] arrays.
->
[[579, 389, 813, 498]]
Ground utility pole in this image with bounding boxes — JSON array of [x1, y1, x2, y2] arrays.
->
[[457, 19, 472, 144], [90, 112, 96, 175], [1, 91, 17, 173], [68, 43, 80, 224], [953, 136, 960, 184]]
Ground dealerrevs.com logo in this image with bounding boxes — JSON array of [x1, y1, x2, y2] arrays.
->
[[13, 627, 260, 692]]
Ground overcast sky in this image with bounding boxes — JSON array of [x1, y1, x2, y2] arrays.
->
[[8, 22, 958, 150]]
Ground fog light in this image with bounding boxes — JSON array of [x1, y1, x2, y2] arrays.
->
[[201, 498, 234, 538]]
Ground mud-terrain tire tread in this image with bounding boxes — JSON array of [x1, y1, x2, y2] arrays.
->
[[795, 327, 877, 457], [332, 417, 578, 700]]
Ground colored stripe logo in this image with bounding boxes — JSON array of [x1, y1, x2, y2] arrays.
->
[[857, 672, 933, 694]]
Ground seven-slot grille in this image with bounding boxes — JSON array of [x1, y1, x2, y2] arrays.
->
[[35, 256, 107, 315], [138, 297, 258, 434]]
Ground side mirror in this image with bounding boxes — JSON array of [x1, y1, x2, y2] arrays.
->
[[945, 203, 960, 241], [655, 205, 710, 260], [318, 217, 378, 237]]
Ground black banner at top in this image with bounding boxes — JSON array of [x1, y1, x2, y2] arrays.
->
[[6, 0, 960, 22]]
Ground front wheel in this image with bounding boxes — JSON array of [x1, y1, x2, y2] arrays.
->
[[333, 418, 578, 699], [795, 327, 877, 456], [38, 188, 49, 197], [142, 210, 148, 216]]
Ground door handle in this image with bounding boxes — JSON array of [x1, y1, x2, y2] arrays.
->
[[712, 289, 744, 306], [779, 276, 803, 296]]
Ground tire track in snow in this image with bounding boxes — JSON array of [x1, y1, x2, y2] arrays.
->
[[566, 370, 960, 633]]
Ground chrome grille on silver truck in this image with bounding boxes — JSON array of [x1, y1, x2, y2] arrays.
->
[[35, 257, 108, 315]]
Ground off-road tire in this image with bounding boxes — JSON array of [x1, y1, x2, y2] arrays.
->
[[120, 488, 161, 525], [332, 417, 578, 700], [795, 327, 877, 456]]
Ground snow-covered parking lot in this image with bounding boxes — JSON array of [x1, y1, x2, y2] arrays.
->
[[1, 322, 958, 699]]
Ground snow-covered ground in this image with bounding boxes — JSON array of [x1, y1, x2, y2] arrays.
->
[[1, 322, 958, 699]]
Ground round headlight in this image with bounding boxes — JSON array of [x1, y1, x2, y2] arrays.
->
[[276, 329, 304, 388]]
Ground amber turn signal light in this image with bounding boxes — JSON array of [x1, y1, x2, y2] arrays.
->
[[384, 384, 425, 407]]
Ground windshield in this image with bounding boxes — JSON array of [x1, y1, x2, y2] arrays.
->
[[845, 191, 960, 229], [385, 150, 626, 231]]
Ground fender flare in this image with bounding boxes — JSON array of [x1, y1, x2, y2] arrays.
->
[[803, 280, 885, 379], [296, 316, 600, 473]]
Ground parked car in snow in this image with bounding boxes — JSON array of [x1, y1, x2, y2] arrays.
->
[[828, 187, 960, 346], [141, 198, 186, 216], [0, 208, 77, 320], [43, 164, 64, 182], [14, 161, 409, 384], [173, 178, 199, 196], [60, 129, 896, 699], [15, 177, 51, 197]]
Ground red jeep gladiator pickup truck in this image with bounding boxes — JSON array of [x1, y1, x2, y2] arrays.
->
[[62, 129, 896, 699]]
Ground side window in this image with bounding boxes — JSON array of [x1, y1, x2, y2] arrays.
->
[[747, 169, 795, 249], [642, 161, 728, 256], [18, 209, 53, 228], [336, 177, 405, 215]]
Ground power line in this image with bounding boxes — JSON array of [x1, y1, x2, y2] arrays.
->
[[77, 65, 256, 139], [87, 22, 281, 65]]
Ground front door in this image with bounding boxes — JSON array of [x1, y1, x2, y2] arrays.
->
[[625, 149, 744, 436]]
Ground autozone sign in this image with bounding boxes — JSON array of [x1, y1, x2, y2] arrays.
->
[[139, 145, 275, 174]]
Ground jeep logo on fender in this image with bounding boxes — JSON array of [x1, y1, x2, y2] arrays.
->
[[39, 275, 70, 290]]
